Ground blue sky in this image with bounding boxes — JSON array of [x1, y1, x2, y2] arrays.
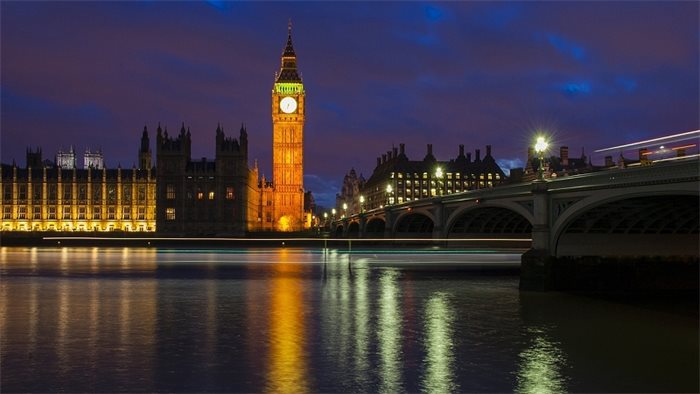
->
[[2, 1, 698, 208]]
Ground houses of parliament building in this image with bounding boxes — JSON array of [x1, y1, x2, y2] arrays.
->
[[1, 24, 308, 234]]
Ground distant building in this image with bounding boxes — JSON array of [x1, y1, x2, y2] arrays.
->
[[335, 168, 365, 216], [522, 146, 593, 181], [2, 145, 156, 232], [56, 146, 76, 169], [361, 143, 507, 211], [83, 148, 104, 169], [155, 123, 250, 235]]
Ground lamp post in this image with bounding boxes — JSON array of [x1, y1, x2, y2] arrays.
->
[[331, 208, 336, 222], [435, 166, 444, 196], [359, 195, 365, 213], [386, 184, 393, 206], [323, 212, 328, 228], [534, 136, 549, 180], [342, 202, 348, 218]]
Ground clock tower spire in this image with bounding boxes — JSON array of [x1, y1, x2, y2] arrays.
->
[[271, 21, 305, 231]]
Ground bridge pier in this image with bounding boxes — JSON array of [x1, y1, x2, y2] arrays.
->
[[520, 180, 554, 291]]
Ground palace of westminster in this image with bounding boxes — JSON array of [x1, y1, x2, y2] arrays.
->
[[1, 24, 516, 234]]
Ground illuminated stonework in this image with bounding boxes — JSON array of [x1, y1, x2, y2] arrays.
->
[[253, 23, 306, 232], [1, 164, 156, 232]]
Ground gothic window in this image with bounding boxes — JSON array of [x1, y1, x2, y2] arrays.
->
[[208, 191, 215, 200], [18, 206, 26, 219], [166, 184, 175, 200], [62, 206, 71, 220], [33, 206, 41, 219], [166, 208, 176, 220], [107, 207, 115, 220], [138, 186, 146, 201], [107, 185, 116, 204], [33, 186, 41, 202], [93, 207, 101, 220], [197, 189, 203, 200], [123, 184, 132, 203], [63, 185, 71, 201], [93, 184, 101, 202], [3, 185, 11, 202], [226, 187, 234, 200], [48, 207, 56, 220], [49, 183, 58, 201], [137, 207, 145, 220], [18, 185, 26, 201], [78, 184, 87, 202], [122, 207, 130, 220], [3, 206, 11, 219], [78, 206, 86, 220]]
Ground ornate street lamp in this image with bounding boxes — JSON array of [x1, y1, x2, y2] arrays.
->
[[359, 195, 365, 213], [342, 202, 348, 218], [435, 166, 444, 196], [534, 136, 549, 180]]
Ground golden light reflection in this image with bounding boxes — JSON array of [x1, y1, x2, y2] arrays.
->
[[422, 292, 457, 393], [353, 260, 370, 389], [378, 269, 402, 393], [266, 249, 308, 393], [516, 328, 568, 394]]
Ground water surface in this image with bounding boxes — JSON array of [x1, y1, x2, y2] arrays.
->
[[1, 247, 697, 392]]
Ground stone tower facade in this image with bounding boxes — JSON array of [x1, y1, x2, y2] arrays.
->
[[270, 22, 305, 231]]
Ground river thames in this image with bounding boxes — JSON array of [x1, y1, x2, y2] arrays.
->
[[1, 247, 697, 393]]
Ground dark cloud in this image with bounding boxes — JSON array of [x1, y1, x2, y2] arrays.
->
[[1, 2, 698, 208]]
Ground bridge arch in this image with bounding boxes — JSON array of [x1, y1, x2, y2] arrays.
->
[[447, 205, 532, 237], [394, 212, 435, 237], [347, 221, 360, 238], [365, 218, 386, 236], [552, 189, 699, 256], [334, 224, 344, 238]]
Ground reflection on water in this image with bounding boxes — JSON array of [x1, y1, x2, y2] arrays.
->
[[516, 327, 567, 394], [0, 247, 697, 393], [422, 292, 457, 393], [378, 269, 402, 393], [267, 249, 309, 393]]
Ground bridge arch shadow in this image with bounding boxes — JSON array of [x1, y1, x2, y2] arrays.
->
[[365, 218, 386, 237], [447, 206, 532, 238], [394, 212, 434, 238], [334, 224, 344, 238], [554, 194, 699, 256], [347, 222, 360, 238]]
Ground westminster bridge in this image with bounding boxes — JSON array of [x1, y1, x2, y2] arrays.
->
[[332, 156, 699, 259]]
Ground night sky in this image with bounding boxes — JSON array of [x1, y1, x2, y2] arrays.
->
[[2, 2, 698, 208]]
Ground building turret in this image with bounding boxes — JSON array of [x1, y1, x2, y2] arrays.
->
[[139, 125, 152, 169]]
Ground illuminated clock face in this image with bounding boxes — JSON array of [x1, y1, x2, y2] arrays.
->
[[280, 96, 297, 114]]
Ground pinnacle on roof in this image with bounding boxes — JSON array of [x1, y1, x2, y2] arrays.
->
[[276, 20, 302, 83], [283, 19, 296, 58]]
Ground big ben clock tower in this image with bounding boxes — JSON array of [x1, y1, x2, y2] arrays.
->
[[271, 22, 305, 231]]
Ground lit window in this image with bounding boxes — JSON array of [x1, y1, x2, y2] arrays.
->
[[166, 184, 175, 200], [197, 190, 204, 200], [226, 187, 234, 200], [78, 206, 86, 220], [93, 207, 101, 220], [166, 208, 176, 220], [122, 207, 131, 220], [108, 207, 115, 220], [48, 207, 56, 220], [33, 206, 41, 219], [63, 207, 71, 220], [138, 207, 145, 220], [208, 191, 215, 200], [3, 206, 11, 219]]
